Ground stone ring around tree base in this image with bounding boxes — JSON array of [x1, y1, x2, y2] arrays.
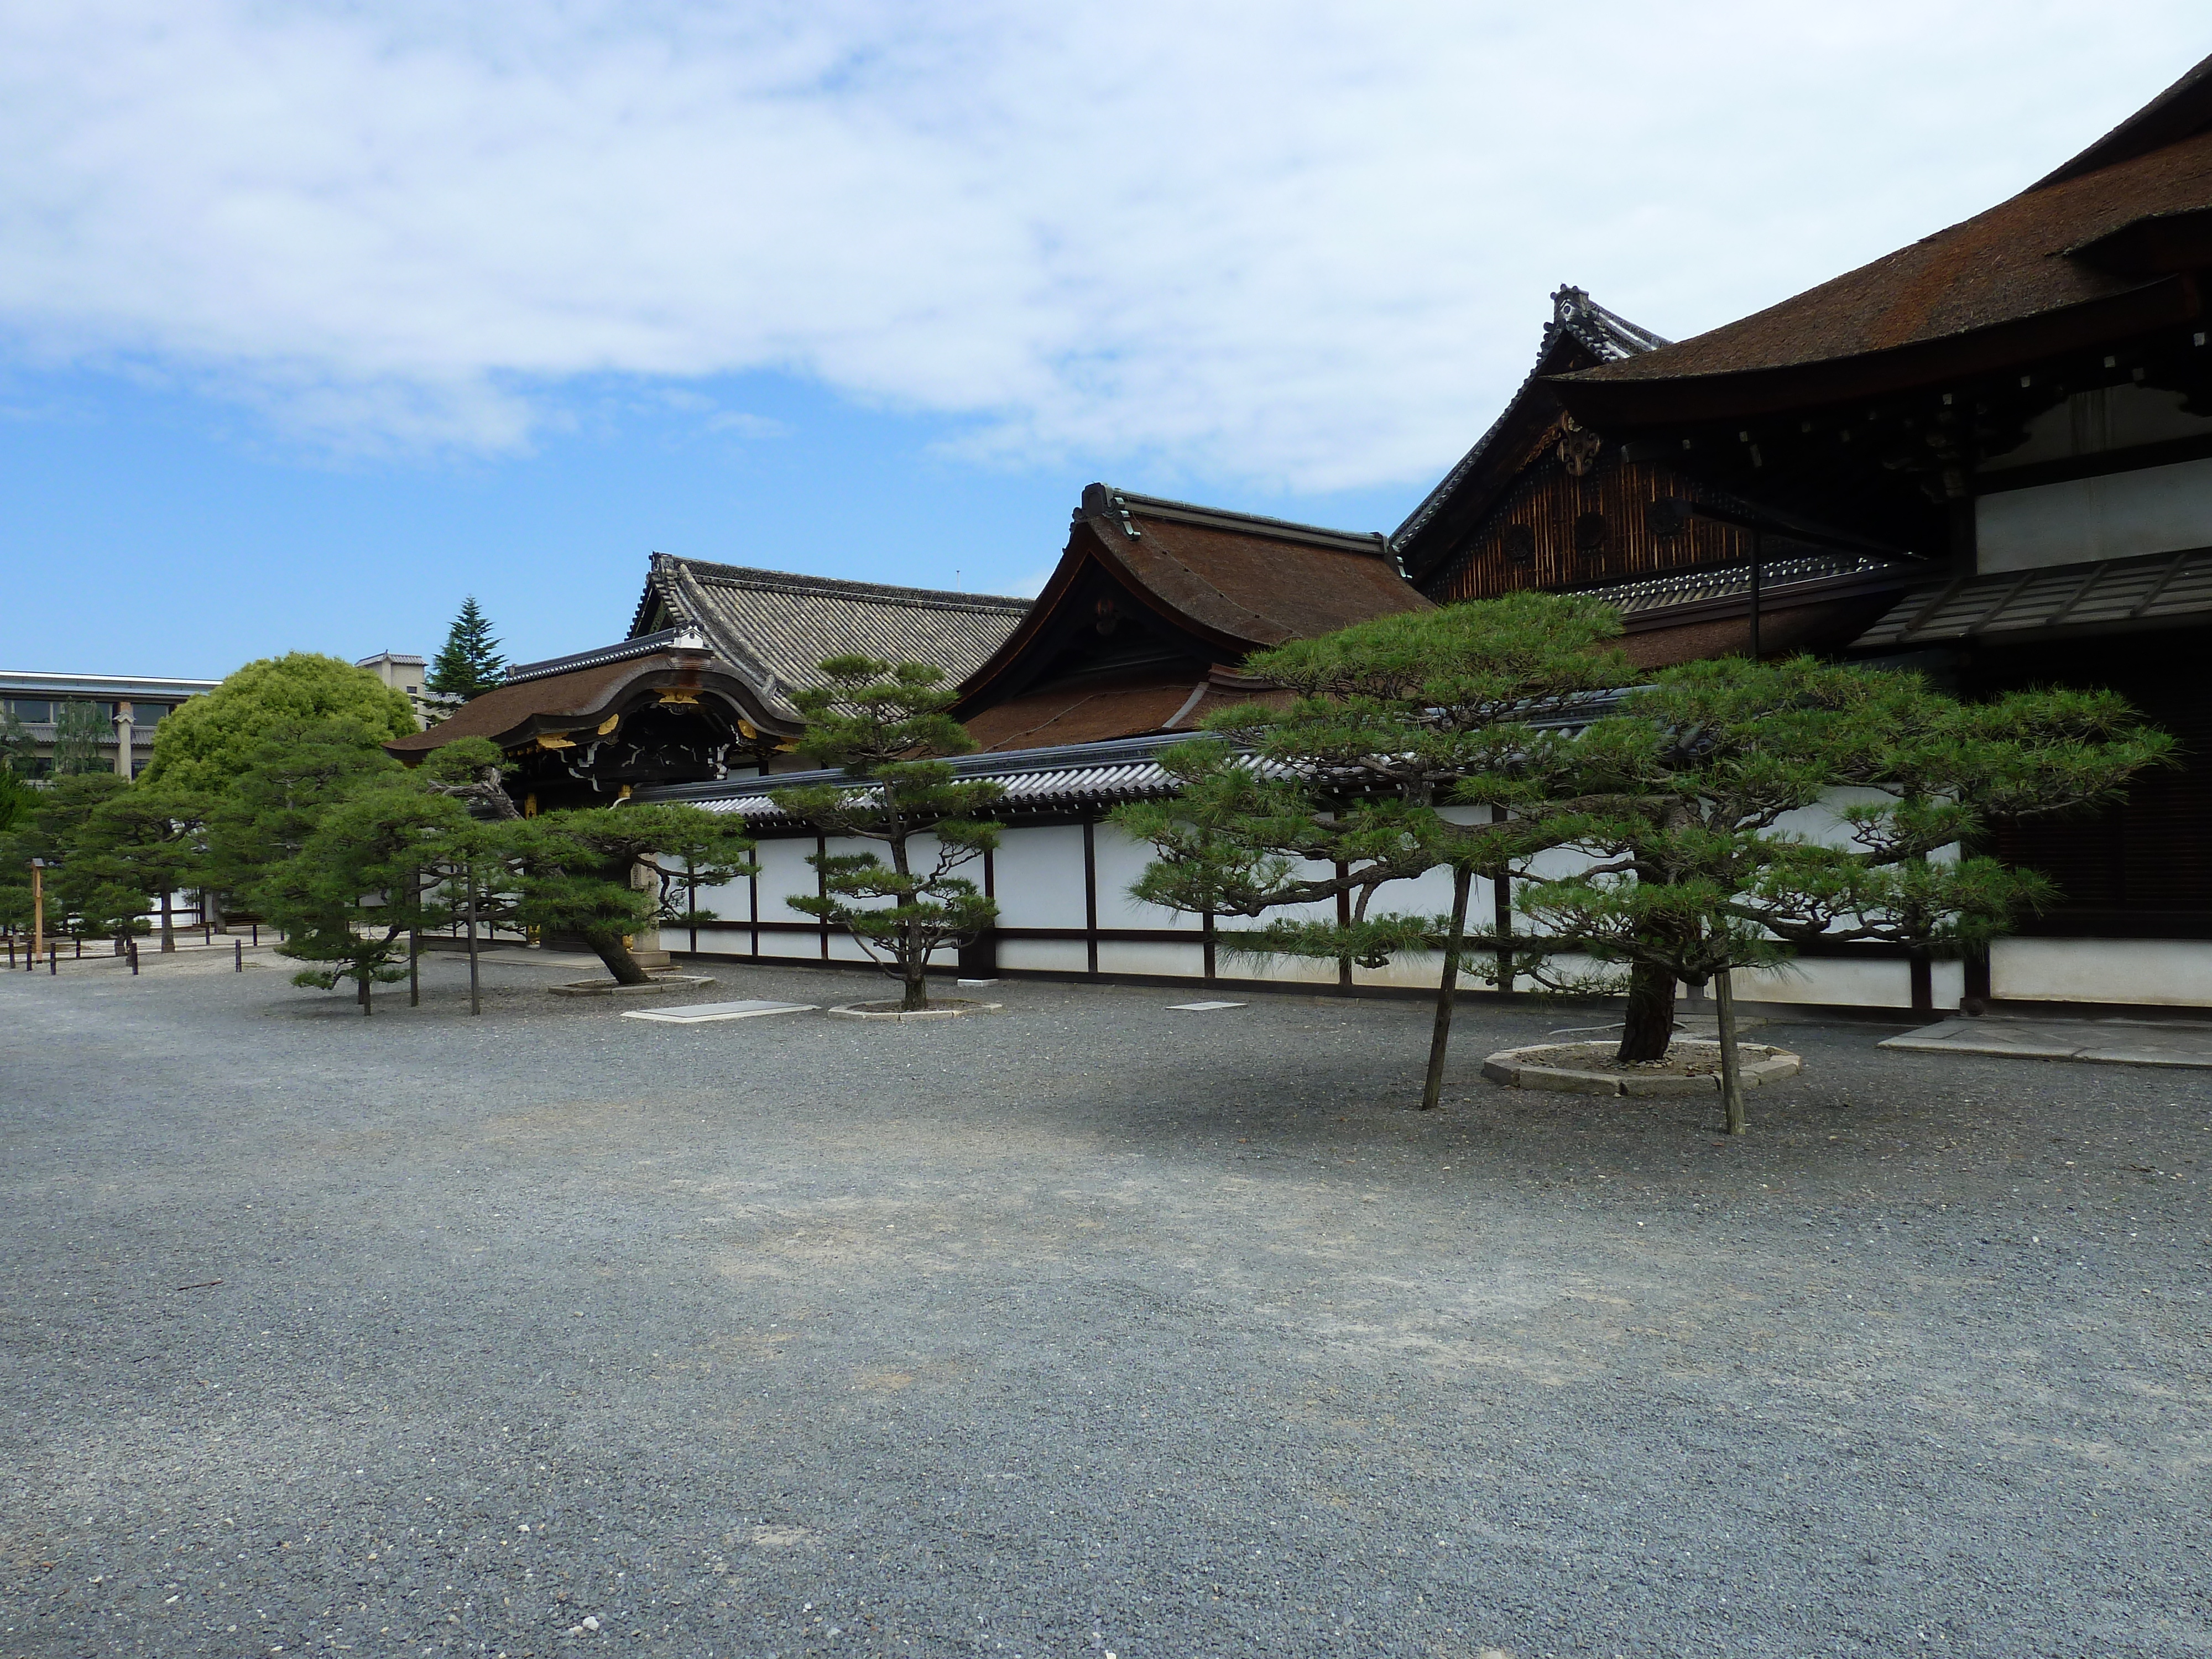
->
[[547, 974, 719, 998], [1481, 1039, 1802, 1097], [827, 999, 1006, 1022]]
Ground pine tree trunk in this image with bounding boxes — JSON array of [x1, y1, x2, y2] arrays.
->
[[583, 930, 651, 986], [159, 888, 175, 953], [1420, 866, 1474, 1111], [358, 969, 372, 1016], [1615, 959, 1677, 1063], [1714, 968, 1746, 1135]]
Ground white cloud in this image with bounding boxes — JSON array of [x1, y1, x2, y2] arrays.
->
[[0, 1, 2204, 489]]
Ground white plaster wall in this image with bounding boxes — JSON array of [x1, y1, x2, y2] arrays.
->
[[992, 825, 1088, 928], [1094, 939, 1207, 978], [1992, 937, 2212, 1005], [1976, 456, 2212, 573], [1734, 957, 1912, 1008], [997, 937, 1089, 974], [688, 873, 754, 931], [753, 837, 819, 919], [1091, 822, 1201, 932]]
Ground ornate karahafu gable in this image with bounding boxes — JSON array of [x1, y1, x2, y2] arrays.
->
[[953, 483, 1430, 752], [390, 560, 1031, 807]]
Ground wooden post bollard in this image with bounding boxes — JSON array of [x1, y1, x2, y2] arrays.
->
[[128, 940, 139, 975], [234, 939, 243, 973], [49, 943, 58, 975]]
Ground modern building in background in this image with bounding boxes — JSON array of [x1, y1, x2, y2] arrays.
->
[[356, 651, 460, 727], [0, 671, 221, 779]]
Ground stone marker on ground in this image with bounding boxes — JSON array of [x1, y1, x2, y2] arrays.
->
[[620, 1000, 819, 1025]]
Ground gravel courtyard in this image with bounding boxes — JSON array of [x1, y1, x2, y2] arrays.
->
[[2, 949, 2206, 1658]]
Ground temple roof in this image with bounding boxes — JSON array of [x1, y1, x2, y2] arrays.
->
[[385, 636, 788, 755], [630, 555, 1030, 722], [1392, 286, 1668, 580], [952, 483, 1428, 745], [1559, 52, 2212, 424]]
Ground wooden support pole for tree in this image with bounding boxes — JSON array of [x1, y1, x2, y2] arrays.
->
[[1714, 969, 1747, 1135], [466, 863, 482, 1017], [1421, 865, 1474, 1113]]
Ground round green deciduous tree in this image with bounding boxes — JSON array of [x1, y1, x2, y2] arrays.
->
[[144, 654, 418, 797]]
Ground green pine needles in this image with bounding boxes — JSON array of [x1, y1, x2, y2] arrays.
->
[[770, 655, 1004, 1011], [1118, 595, 2173, 1129], [427, 597, 508, 699]]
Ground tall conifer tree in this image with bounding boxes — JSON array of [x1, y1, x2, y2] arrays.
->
[[427, 597, 508, 698]]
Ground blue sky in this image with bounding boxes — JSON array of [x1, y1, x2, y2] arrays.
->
[[2, 3, 2205, 678]]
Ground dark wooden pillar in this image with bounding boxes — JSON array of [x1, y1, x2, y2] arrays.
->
[[1082, 817, 1099, 976]]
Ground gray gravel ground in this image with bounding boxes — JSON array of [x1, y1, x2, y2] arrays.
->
[[2, 948, 2207, 1659]]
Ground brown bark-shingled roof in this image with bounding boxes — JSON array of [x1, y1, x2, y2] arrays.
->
[[1562, 54, 2212, 410]]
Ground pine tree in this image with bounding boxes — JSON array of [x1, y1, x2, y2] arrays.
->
[[202, 717, 408, 907], [426, 598, 508, 698], [1513, 655, 2173, 1131], [255, 776, 476, 1014], [72, 781, 212, 952], [3, 774, 139, 947], [769, 656, 1004, 1011], [509, 804, 758, 987], [1113, 592, 1632, 1108], [407, 737, 757, 989]]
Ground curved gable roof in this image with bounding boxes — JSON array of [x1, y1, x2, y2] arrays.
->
[[955, 484, 1429, 714], [1561, 52, 2212, 423]]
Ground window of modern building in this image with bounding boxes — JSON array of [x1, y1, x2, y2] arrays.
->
[[6, 698, 53, 722]]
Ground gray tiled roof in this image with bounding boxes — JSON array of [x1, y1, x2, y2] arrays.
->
[[635, 691, 1634, 821], [632, 556, 1031, 721], [1854, 548, 2212, 648], [1571, 552, 1896, 616]]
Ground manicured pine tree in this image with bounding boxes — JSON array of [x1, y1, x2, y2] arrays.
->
[[426, 598, 508, 699], [72, 780, 212, 952], [1513, 655, 2173, 1131], [510, 804, 759, 986], [769, 656, 1005, 1012], [255, 775, 476, 1013], [1114, 592, 1634, 1109], [4, 774, 138, 950], [410, 737, 757, 988]]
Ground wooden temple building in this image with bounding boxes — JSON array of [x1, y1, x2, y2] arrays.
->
[[955, 484, 1429, 749], [387, 557, 1030, 810], [1545, 48, 2212, 1009], [404, 46, 2212, 1014]]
